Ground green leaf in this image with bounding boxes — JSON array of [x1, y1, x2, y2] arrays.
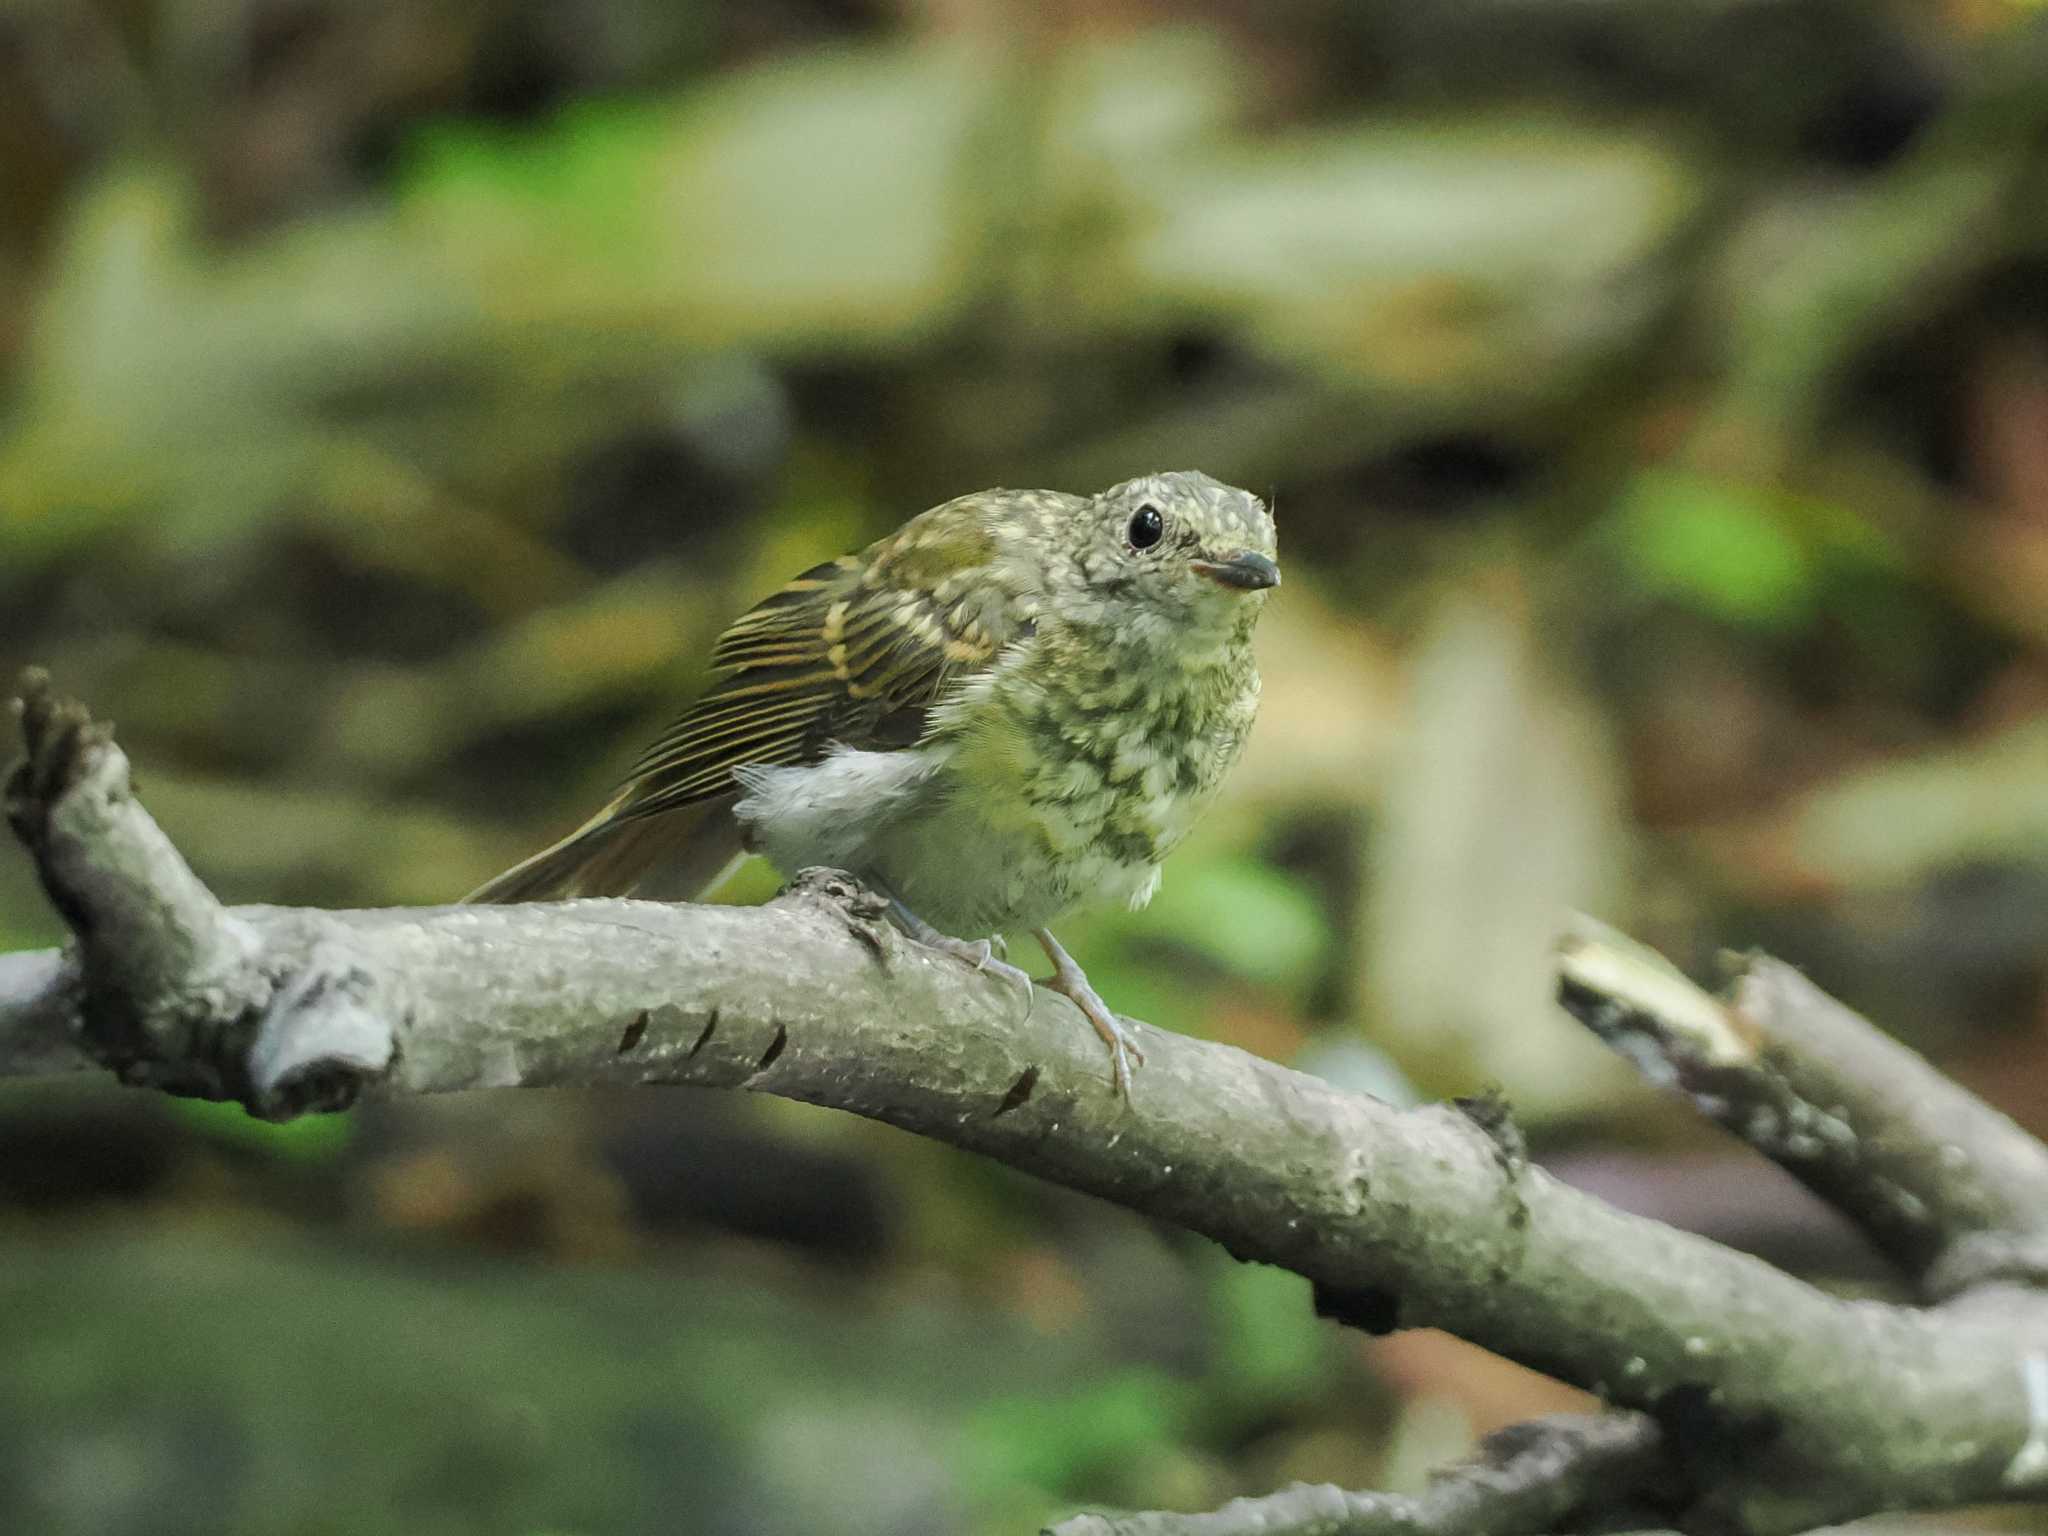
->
[[171, 1097, 354, 1162], [398, 43, 994, 347], [1208, 1260, 1326, 1410], [397, 100, 672, 269], [1122, 853, 1326, 987], [960, 1370, 1189, 1495], [1610, 469, 1815, 628]]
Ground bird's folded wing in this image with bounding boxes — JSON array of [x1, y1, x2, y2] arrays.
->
[[615, 525, 1023, 820]]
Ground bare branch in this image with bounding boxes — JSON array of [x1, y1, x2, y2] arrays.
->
[[1045, 1413, 1669, 1536], [1732, 955, 2048, 1297], [1557, 915, 2048, 1298], [8, 685, 2048, 1533], [5, 669, 273, 1101]]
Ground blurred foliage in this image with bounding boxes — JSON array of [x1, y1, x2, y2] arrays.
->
[[8, 0, 2048, 1530]]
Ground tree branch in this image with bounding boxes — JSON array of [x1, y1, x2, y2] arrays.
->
[[1045, 1413, 1671, 1536], [1557, 916, 2048, 1299], [7, 679, 2048, 1534]]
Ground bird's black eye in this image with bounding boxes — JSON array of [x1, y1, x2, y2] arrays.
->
[[1127, 504, 1165, 550]]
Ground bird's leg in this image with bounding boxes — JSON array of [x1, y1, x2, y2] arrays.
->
[[1033, 928, 1143, 1099], [883, 895, 1033, 1014]]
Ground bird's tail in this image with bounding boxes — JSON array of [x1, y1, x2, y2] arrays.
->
[[464, 793, 745, 904]]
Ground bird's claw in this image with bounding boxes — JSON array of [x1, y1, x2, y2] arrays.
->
[[1033, 930, 1142, 1100], [976, 949, 1036, 1019], [1066, 991, 1141, 1101]]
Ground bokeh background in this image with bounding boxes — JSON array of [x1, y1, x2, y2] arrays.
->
[[5, 1, 2048, 1532]]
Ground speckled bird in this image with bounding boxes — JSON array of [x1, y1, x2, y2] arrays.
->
[[467, 471, 1279, 1093]]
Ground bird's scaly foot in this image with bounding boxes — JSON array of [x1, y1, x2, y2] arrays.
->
[[1035, 927, 1143, 1099], [888, 898, 1034, 1016]]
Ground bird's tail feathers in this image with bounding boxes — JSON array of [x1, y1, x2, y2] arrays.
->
[[464, 793, 745, 904]]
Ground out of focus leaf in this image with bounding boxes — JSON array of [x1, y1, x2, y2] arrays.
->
[[443, 566, 703, 727], [0, 44, 997, 555], [1110, 853, 1326, 989], [141, 771, 508, 906], [1707, 160, 2015, 448], [1360, 575, 1639, 1120], [1041, 28, 1246, 180], [1782, 718, 2048, 888], [1119, 119, 1700, 399], [1611, 469, 1816, 628], [0, 1224, 1139, 1536], [398, 99, 674, 263], [1207, 1260, 1326, 1411], [401, 42, 994, 348], [962, 1370, 1189, 1497], [171, 1099, 353, 1161], [1230, 591, 1403, 810]]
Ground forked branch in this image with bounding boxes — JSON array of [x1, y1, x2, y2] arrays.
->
[[5, 675, 2048, 1536]]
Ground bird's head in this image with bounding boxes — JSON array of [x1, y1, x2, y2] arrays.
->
[[1059, 471, 1278, 647]]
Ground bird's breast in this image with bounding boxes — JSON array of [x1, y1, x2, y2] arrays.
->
[[958, 645, 1259, 874], [737, 639, 1259, 937]]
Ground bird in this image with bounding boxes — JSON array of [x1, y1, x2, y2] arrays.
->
[[466, 470, 1279, 1095]]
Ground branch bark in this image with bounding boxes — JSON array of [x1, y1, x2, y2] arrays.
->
[[7, 676, 2048, 1535], [1558, 916, 2048, 1299], [1046, 1413, 1671, 1536]]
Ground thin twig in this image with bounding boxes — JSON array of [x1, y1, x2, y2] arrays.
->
[[1045, 1413, 1670, 1536]]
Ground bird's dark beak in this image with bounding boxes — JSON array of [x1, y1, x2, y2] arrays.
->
[[1190, 551, 1281, 591]]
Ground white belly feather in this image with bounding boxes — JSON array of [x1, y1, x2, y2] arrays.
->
[[732, 741, 1161, 937], [733, 745, 944, 875]]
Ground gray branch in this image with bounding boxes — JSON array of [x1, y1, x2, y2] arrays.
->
[[1558, 916, 2048, 1299], [7, 677, 2048, 1535], [1046, 1413, 1669, 1536]]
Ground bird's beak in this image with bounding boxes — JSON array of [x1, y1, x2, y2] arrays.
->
[[1190, 551, 1281, 591]]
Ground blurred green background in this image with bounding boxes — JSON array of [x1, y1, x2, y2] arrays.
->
[[6, 1, 2048, 1532]]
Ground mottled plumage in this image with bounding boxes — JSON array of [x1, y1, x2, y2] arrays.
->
[[467, 470, 1279, 1093]]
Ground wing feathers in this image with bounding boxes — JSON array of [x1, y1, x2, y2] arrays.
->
[[468, 494, 1049, 902], [611, 519, 1025, 824]]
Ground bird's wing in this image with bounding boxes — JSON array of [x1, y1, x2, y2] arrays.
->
[[613, 511, 1029, 822]]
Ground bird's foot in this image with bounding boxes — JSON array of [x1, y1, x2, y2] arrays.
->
[[886, 898, 1033, 1016], [918, 932, 1035, 1015], [1034, 928, 1143, 1099]]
